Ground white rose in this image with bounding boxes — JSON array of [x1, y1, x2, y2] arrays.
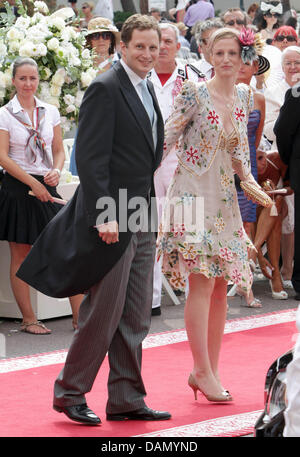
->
[[80, 72, 93, 88], [75, 91, 84, 107], [15, 16, 31, 29], [30, 12, 45, 25], [50, 84, 61, 97], [36, 43, 48, 56], [4, 71, 12, 88], [40, 92, 60, 109], [34, 1, 49, 14], [42, 67, 52, 80], [63, 94, 75, 105], [47, 96, 60, 109], [60, 28, 71, 42], [81, 49, 91, 60], [7, 27, 24, 41], [48, 17, 66, 31], [87, 67, 97, 79], [69, 55, 81, 67], [8, 40, 19, 53], [47, 37, 60, 52], [19, 41, 35, 57], [66, 104, 76, 113], [51, 68, 66, 86]]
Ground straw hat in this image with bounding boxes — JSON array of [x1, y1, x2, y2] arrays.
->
[[85, 17, 120, 40]]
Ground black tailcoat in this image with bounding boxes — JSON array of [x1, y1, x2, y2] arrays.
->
[[17, 61, 164, 297]]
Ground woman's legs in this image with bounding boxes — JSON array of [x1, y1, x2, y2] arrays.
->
[[9, 242, 51, 334], [185, 273, 228, 396], [281, 232, 294, 281], [208, 277, 229, 382]]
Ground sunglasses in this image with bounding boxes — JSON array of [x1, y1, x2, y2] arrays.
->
[[275, 35, 297, 42], [90, 32, 112, 40], [225, 19, 245, 26], [264, 12, 280, 18]]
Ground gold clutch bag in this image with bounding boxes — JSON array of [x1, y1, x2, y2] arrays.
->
[[240, 181, 273, 207]]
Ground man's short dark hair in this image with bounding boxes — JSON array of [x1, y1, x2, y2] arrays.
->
[[121, 14, 161, 45]]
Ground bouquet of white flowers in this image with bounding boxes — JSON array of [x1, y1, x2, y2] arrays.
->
[[0, 0, 97, 132]]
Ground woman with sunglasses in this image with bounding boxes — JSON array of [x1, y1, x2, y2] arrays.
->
[[254, 1, 282, 44], [79, 1, 94, 29], [85, 17, 120, 73], [272, 26, 299, 52]]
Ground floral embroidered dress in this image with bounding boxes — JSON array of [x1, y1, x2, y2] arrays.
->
[[157, 80, 255, 294]]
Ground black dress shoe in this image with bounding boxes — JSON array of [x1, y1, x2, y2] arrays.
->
[[151, 306, 161, 316], [295, 294, 300, 301], [106, 406, 171, 421], [53, 403, 101, 425]]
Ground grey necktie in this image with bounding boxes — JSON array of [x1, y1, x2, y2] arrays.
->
[[139, 80, 155, 125]]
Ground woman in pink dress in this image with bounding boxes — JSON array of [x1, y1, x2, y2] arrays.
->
[[158, 28, 271, 402]]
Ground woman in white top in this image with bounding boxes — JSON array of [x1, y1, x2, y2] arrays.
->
[[0, 57, 82, 334]]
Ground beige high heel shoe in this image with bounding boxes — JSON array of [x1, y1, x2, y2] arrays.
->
[[188, 373, 233, 402]]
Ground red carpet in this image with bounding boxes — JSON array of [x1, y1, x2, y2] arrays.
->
[[0, 318, 296, 437]]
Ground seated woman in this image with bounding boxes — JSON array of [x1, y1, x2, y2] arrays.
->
[[253, 149, 293, 299]]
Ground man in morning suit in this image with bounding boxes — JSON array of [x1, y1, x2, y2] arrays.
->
[[17, 14, 171, 425], [274, 86, 300, 300]]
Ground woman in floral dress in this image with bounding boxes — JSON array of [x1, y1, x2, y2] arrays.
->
[[157, 28, 271, 402]]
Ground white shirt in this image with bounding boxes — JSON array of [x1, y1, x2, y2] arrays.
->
[[192, 57, 214, 81], [120, 59, 144, 102], [0, 95, 60, 175], [263, 79, 290, 147], [94, 0, 113, 22], [120, 59, 157, 147], [148, 60, 200, 122]]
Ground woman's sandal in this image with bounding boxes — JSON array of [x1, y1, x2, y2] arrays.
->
[[20, 321, 52, 335], [244, 298, 262, 308]]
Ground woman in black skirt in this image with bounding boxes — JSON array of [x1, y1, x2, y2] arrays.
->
[[0, 57, 82, 334]]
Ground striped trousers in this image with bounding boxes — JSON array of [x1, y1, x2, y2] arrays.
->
[[53, 229, 156, 414]]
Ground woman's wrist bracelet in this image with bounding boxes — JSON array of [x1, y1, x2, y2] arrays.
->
[[53, 168, 61, 176]]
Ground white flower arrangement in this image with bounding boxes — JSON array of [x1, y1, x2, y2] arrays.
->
[[0, 1, 97, 131]]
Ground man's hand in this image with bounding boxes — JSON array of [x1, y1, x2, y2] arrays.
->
[[96, 221, 119, 244]]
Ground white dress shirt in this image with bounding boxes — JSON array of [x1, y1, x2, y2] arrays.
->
[[192, 57, 214, 81], [120, 59, 157, 148], [0, 95, 60, 175]]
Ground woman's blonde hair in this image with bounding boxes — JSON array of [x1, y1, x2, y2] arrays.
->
[[208, 27, 242, 55]]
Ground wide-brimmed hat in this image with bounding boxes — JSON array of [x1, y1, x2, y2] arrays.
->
[[255, 54, 270, 75], [254, 32, 270, 75], [85, 17, 120, 40]]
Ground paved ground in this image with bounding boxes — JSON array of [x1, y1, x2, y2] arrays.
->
[[0, 275, 298, 359]]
